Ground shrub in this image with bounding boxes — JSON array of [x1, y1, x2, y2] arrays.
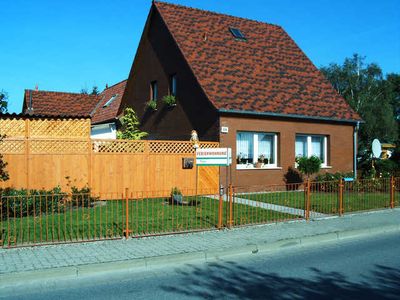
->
[[1, 186, 66, 219], [283, 167, 303, 190], [296, 155, 322, 179], [162, 95, 177, 106], [146, 100, 157, 110], [0, 186, 97, 220], [70, 186, 98, 208]]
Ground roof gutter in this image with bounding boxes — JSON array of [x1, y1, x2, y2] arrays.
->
[[218, 109, 364, 124]]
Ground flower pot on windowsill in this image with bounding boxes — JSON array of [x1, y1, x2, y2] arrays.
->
[[255, 162, 263, 168]]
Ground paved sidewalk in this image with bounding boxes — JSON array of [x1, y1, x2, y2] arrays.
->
[[1, 209, 399, 288], [207, 194, 327, 218], [231, 196, 327, 218]]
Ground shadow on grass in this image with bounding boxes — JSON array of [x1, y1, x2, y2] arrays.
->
[[161, 262, 399, 299]]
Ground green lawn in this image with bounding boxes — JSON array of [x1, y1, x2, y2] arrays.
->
[[1, 196, 298, 247], [237, 189, 396, 215]]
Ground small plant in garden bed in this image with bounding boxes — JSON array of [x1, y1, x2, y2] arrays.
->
[[162, 95, 177, 107], [170, 187, 183, 205], [146, 100, 157, 111]]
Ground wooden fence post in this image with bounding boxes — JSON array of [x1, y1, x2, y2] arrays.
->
[[25, 119, 30, 191], [390, 176, 395, 209]]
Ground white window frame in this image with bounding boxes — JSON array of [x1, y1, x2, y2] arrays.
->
[[295, 134, 328, 167], [236, 131, 278, 170]]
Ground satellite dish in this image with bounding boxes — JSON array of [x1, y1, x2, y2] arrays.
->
[[371, 139, 382, 158]]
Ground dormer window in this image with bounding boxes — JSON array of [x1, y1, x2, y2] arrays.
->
[[103, 94, 118, 107], [229, 27, 246, 40]]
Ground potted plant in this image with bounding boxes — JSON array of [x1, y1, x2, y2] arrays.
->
[[170, 187, 183, 205], [236, 153, 242, 164], [146, 100, 157, 111], [255, 154, 265, 168], [162, 95, 177, 107]]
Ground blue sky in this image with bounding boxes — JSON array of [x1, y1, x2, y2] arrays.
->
[[1, 0, 399, 113]]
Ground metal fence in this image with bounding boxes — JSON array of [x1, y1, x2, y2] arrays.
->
[[0, 177, 398, 248]]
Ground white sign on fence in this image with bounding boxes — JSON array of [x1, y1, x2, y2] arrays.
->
[[196, 148, 232, 166]]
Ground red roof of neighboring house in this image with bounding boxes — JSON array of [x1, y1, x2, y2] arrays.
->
[[23, 90, 98, 118], [22, 79, 127, 123], [154, 2, 362, 122], [91, 80, 127, 124]]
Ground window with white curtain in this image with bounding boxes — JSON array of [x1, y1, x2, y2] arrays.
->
[[236, 131, 278, 169], [295, 134, 328, 166]]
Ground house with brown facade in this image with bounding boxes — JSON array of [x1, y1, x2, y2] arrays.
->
[[120, 1, 362, 186], [22, 80, 127, 139]]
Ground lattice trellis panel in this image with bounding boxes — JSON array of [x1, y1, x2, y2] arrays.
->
[[29, 119, 90, 138], [92, 139, 219, 154], [148, 141, 194, 154], [0, 139, 25, 154], [199, 142, 220, 149], [30, 140, 88, 154], [92, 140, 146, 153], [0, 119, 25, 137]]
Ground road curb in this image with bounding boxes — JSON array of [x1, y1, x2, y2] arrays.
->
[[1, 223, 399, 290]]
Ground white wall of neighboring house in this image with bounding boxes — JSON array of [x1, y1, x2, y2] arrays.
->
[[91, 123, 117, 139]]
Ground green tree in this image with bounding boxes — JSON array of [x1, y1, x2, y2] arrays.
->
[[80, 86, 99, 95], [320, 54, 398, 152], [116, 108, 148, 140], [0, 90, 8, 113], [90, 86, 100, 95]]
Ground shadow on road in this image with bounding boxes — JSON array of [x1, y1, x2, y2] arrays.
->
[[161, 261, 400, 299]]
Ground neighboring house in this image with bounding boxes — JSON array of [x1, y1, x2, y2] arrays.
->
[[120, 1, 363, 186], [22, 80, 127, 139]]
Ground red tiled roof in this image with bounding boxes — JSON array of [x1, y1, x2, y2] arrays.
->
[[154, 2, 362, 122], [91, 80, 127, 124], [23, 90, 99, 117], [22, 80, 127, 123]]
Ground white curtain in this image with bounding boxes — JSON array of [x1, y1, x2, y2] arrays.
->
[[295, 136, 307, 157], [258, 134, 273, 163], [311, 136, 323, 160], [236, 132, 253, 161]]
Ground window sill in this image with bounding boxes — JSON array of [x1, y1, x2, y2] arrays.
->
[[236, 165, 282, 170], [321, 165, 332, 169]]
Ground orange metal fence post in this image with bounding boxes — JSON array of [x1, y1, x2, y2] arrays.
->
[[124, 188, 130, 238], [339, 178, 344, 216], [218, 185, 223, 229], [305, 179, 310, 221], [228, 184, 233, 228], [390, 176, 395, 209]]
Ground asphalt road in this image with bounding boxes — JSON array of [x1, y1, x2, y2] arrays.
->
[[4, 232, 400, 299]]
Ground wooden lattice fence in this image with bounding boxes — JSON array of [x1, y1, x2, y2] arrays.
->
[[0, 116, 219, 195]]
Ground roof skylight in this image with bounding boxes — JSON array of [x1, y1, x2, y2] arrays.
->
[[103, 94, 118, 107], [229, 27, 246, 40]]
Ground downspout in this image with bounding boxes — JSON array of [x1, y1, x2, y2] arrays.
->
[[353, 121, 360, 179]]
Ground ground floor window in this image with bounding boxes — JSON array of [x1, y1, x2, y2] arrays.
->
[[295, 134, 328, 166], [236, 131, 278, 169]]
